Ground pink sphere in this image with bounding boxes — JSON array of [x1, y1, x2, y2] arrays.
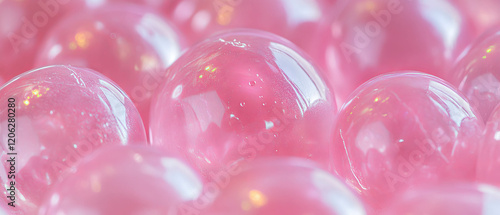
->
[[35, 4, 186, 130], [150, 29, 337, 181], [163, 0, 330, 47], [199, 158, 367, 215], [477, 104, 500, 187], [448, 27, 500, 121], [0, 65, 147, 214], [309, 0, 476, 106], [382, 183, 500, 214], [38, 145, 202, 215], [331, 72, 483, 209]]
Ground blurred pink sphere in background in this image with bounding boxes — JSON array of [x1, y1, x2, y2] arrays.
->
[[35, 4, 186, 129]]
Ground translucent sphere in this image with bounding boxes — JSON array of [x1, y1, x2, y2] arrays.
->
[[38, 145, 202, 215], [0, 65, 147, 214], [150, 29, 337, 181], [448, 27, 500, 121], [331, 72, 483, 209], [199, 158, 367, 215], [35, 4, 186, 129], [308, 0, 476, 106]]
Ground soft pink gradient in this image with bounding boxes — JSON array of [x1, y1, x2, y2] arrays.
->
[[161, 0, 331, 48], [477, 104, 500, 187], [382, 183, 500, 214], [452, 0, 500, 35], [150, 29, 337, 182], [331, 72, 484, 210], [0, 65, 147, 214]]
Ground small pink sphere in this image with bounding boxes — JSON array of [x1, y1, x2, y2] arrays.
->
[[0, 65, 147, 214], [150, 29, 337, 181], [163, 0, 330, 47], [382, 183, 500, 214], [309, 0, 476, 106], [448, 27, 500, 121], [477, 104, 500, 187], [331, 72, 483, 209], [199, 158, 367, 215], [38, 145, 202, 215], [35, 4, 186, 129]]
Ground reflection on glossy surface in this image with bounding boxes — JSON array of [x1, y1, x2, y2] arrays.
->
[[331, 72, 483, 210], [163, 0, 329, 47], [448, 28, 500, 121], [202, 158, 367, 215], [38, 145, 202, 215], [477, 104, 500, 187], [150, 29, 337, 181], [35, 4, 185, 129], [382, 183, 500, 214], [308, 0, 475, 106], [0, 65, 147, 214]]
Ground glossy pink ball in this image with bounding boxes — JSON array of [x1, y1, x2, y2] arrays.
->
[[382, 183, 500, 214], [163, 0, 330, 47], [477, 104, 500, 187], [35, 4, 186, 129], [331, 72, 483, 210], [38, 145, 202, 215], [309, 0, 476, 106], [199, 158, 367, 215], [0, 65, 147, 214], [150, 30, 337, 181], [448, 27, 500, 121]]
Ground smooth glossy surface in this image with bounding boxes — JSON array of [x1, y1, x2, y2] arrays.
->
[[448, 27, 500, 121], [331, 72, 483, 209], [382, 183, 500, 214], [200, 158, 366, 215], [35, 4, 185, 129], [477, 104, 500, 187], [150, 30, 337, 181], [309, 0, 476, 106], [38, 145, 202, 215], [0, 65, 147, 214], [163, 0, 329, 47]]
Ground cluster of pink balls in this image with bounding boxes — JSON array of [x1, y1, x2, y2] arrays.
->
[[1, 0, 500, 214]]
